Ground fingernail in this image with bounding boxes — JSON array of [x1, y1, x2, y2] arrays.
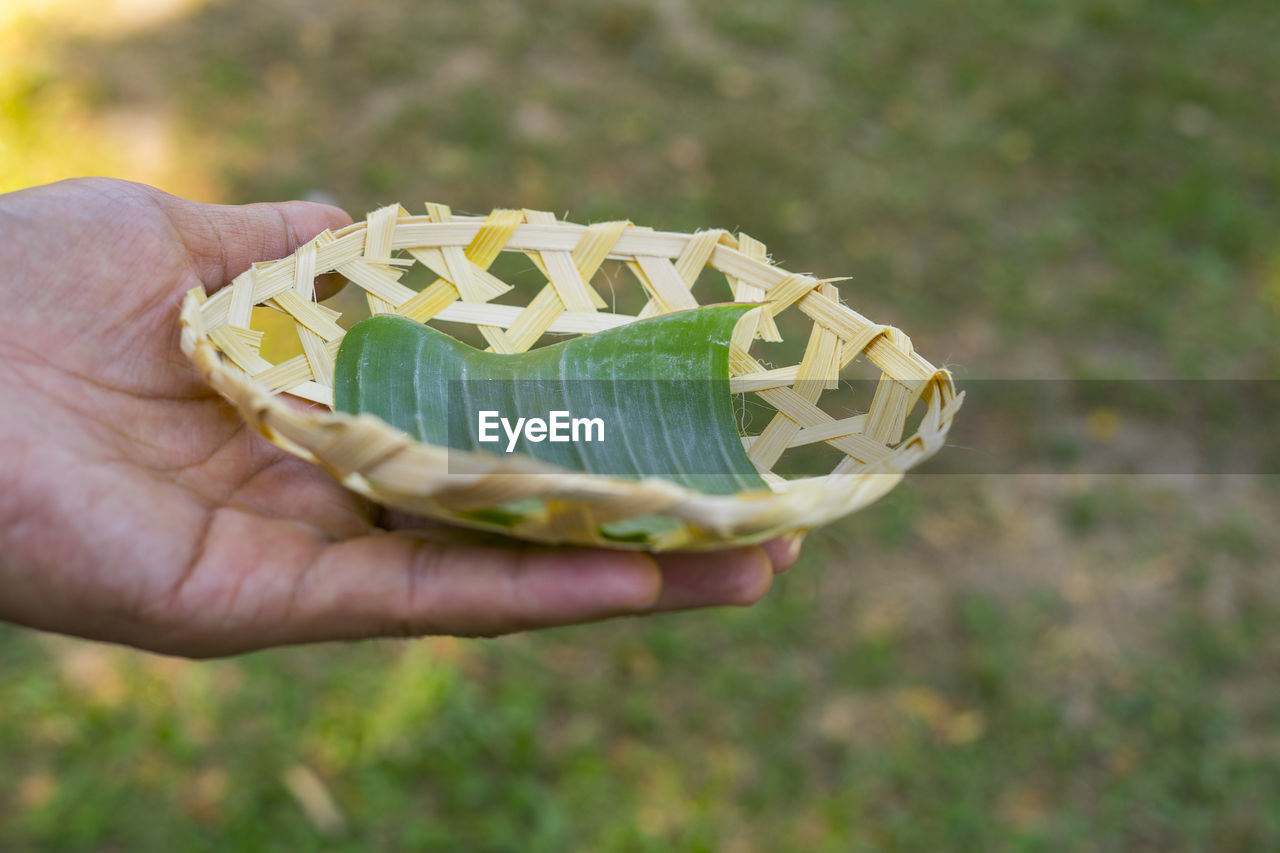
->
[[778, 533, 805, 571]]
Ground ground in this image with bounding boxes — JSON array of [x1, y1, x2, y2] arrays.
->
[[1, 0, 1279, 849]]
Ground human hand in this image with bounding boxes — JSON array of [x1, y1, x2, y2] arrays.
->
[[0, 178, 799, 657]]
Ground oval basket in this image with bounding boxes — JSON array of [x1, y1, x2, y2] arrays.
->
[[179, 203, 963, 551]]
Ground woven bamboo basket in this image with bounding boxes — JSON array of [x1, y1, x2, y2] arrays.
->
[[179, 203, 963, 551]]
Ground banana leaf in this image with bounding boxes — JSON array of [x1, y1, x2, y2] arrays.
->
[[333, 305, 767, 498]]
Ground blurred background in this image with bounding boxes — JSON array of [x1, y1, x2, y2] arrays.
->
[[2, 0, 1279, 849]]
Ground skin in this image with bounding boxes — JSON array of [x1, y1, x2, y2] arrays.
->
[[0, 178, 800, 658]]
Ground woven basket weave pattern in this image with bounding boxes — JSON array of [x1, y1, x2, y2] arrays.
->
[[179, 203, 962, 550]]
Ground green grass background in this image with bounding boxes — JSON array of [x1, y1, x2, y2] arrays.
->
[[2, 0, 1279, 849]]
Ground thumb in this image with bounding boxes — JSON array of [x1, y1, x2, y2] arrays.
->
[[156, 192, 353, 292]]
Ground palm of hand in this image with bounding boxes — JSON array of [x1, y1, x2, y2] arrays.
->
[[0, 179, 783, 657]]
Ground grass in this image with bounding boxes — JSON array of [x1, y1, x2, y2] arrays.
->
[[4, 493, 1279, 850], [2, 0, 1280, 849]]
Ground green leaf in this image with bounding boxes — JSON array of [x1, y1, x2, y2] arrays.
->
[[333, 305, 767, 496]]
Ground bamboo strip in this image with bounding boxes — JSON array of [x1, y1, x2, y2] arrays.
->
[[631, 255, 699, 314], [727, 233, 781, 342], [523, 210, 598, 313]]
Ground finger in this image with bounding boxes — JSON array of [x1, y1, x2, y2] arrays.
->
[[761, 533, 805, 573], [289, 534, 664, 643], [383, 508, 785, 601], [314, 272, 349, 301], [154, 192, 353, 291], [649, 547, 773, 612], [161, 513, 665, 654]]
